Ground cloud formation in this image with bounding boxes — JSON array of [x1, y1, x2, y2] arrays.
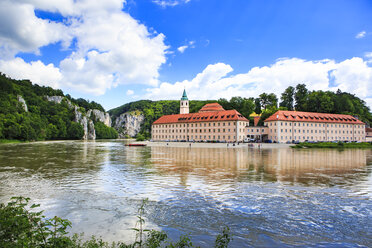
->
[[145, 57, 372, 109], [0, 0, 168, 95], [177, 41, 195, 53], [356, 31, 366, 39], [0, 1, 71, 59], [0, 57, 62, 88], [152, 0, 191, 8]]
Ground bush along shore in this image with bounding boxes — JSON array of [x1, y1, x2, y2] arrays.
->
[[292, 141, 372, 149], [0, 139, 24, 144], [0, 197, 232, 248]]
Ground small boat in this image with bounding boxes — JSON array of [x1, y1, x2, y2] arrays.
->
[[125, 143, 147, 147]]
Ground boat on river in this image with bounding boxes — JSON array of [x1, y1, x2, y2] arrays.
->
[[125, 143, 147, 147]]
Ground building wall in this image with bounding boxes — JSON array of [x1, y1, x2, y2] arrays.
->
[[265, 120, 365, 143], [246, 126, 269, 141], [152, 120, 249, 142]]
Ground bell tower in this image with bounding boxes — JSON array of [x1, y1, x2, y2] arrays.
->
[[180, 89, 189, 114]]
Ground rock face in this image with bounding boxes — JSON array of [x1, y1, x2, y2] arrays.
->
[[73, 106, 89, 140], [87, 109, 111, 127], [17, 95, 28, 112], [46, 96, 64, 104], [114, 112, 145, 138], [88, 120, 96, 140], [46, 95, 109, 140]]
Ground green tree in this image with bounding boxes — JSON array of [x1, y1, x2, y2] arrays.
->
[[259, 93, 278, 110], [67, 122, 84, 140], [294, 84, 308, 111], [254, 98, 262, 114], [280, 86, 295, 110], [95, 122, 118, 139]]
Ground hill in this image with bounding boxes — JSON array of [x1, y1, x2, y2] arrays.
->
[[0, 73, 117, 141]]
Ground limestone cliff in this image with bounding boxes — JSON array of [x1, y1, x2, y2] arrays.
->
[[46, 96, 110, 140], [113, 111, 145, 138], [87, 109, 111, 127], [17, 95, 28, 112]]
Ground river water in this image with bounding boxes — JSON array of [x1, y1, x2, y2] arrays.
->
[[0, 140, 371, 247]]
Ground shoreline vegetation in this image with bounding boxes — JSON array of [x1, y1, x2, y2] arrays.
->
[[0, 139, 25, 144], [292, 141, 372, 149], [0, 197, 232, 248]]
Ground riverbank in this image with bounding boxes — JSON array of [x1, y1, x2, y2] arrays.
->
[[292, 142, 372, 149], [132, 141, 292, 149], [0, 139, 25, 144]]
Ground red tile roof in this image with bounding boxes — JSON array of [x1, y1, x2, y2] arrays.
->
[[153, 109, 248, 125], [198, 103, 225, 112], [264, 110, 365, 124]]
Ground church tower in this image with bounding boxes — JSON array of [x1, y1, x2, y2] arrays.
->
[[180, 89, 189, 114]]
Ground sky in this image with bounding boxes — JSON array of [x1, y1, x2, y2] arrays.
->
[[0, 0, 371, 111]]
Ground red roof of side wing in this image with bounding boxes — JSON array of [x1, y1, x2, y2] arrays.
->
[[264, 110, 365, 124]]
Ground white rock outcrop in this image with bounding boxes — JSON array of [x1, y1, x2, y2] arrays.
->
[[46, 96, 64, 104], [114, 112, 145, 138], [87, 109, 111, 127], [17, 95, 28, 112]]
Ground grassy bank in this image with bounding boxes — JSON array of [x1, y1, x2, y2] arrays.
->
[[292, 142, 372, 149], [0, 197, 232, 248], [0, 139, 25, 144]]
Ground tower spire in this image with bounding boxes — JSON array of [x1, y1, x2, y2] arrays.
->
[[180, 89, 189, 114], [181, 88, 188, 100]]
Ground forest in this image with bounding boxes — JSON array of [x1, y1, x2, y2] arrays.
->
[[110, 84, 372, 138], [0, 73, 116, 141]]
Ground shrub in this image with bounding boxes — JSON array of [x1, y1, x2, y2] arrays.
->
[[136, 133, 145, 141]]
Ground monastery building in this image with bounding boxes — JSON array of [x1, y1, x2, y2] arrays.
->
[[151, 90, 250, 142], [263, 110, 366, 143]]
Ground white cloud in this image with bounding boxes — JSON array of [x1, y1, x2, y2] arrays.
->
[[365, 52, 372, 59], [356, 31, 366, 39], [177, 40, 195, 53], [177, 45, 188, 53], [145, 57, 372, 109], [0, 0, 168, 95], [152, 0, 191, 8], [126, 89, 134, 95], [0, 57, 62, 88], [0, 0, 71, 59]]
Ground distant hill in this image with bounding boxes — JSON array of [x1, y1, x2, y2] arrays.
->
[[0, 73, 117, 141]]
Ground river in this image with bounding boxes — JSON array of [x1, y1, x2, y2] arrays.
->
[[0, 140, 371, 247]]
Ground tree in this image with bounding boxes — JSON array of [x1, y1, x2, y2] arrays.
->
[[217, 98, 231, 110], [259, 93, 278, 110], [67, 122, 84, 140], [254, 98, 261, 114], [307, 91, 334, 113], [95, 122, 118, 139], [294, 84, 308, 111], [280, 86, 295, 110]]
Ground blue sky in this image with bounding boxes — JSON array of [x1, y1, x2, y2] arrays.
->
[[0, 0, 371, 110]]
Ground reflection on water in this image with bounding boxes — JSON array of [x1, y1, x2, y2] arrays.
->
[[150, 147, 371, 188], [0, 141, 371, 247]]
